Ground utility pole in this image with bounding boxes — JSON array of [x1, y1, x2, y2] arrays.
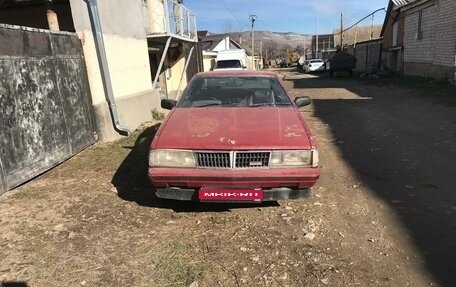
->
[[259, 37, 263, 69], [45, 0, 60, 31], [340, 12, 343, 48], [354, 25, 358, 47], [315, 16, 318, 59], [250, 14, 257, 70], [370, 13, 375, 66], [370, 13, 375, 40]]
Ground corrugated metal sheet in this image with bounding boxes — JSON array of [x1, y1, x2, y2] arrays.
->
[[392, 0, 429, 9], [393, 0, 413, 6], [0, 25, 96, 193]]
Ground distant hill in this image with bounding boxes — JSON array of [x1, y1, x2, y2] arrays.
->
[[228, 31, 313, 58], [225, 27, 382, 59], [230, 31, 312, 46]]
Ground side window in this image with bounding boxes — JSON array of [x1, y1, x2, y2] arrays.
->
[[270, 79, 291, 104], [416, 10, 423, 40], [392, 21, 398, 46]]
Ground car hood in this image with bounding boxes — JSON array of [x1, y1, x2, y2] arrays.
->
[[154, 107, 312, 150]]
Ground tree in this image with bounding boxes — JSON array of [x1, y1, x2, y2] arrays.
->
[[295, 44, 305, 55], [263, 40, 278, 60]]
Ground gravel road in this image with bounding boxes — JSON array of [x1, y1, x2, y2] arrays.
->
[[1, 69, 456, 287]]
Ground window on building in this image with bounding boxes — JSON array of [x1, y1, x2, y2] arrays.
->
[[392, 21, 398, 46], [416, 10, 423, 40]]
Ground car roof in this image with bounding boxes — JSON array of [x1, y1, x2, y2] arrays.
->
[[194, 70, 279, 78]]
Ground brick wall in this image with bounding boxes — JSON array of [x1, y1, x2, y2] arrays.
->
[[403, 0, 456, 82], [403, 3, 437, 63], [432, 0, 456, 67], [382, 10, 405, 49]]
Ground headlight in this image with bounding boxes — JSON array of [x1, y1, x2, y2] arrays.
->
[[270, 150, 318, 167], [149, 149, 196, 167]]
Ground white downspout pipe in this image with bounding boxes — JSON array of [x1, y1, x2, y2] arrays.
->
[[86, 0, 130, 135]]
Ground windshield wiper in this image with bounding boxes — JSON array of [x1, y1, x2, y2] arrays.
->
[[250, 103, 291, 107], [248, 102, 273, 107], [194, 102, 222, 107]]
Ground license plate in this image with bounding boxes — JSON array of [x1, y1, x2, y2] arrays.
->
[[199, 188, 263, 202]]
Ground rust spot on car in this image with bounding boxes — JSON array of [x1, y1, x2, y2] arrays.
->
[[284, 125, 304, 137], [189, 117, 220, 137], [219, 137, 236, 145]]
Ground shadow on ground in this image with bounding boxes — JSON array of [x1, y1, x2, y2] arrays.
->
[[287, 71, 456, 286], [111, 124, 279, 212], [1, 283, 29, 287]]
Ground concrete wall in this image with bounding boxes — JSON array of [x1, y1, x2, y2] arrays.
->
[[69, 0, 157, 141], [353, 41, 382, 71], [381, 5, 406, 74], [165, 53, 187, 100], [246, 55, 255, 70], [382, 48, 404, 74], [203, 52, 217, 71], [403, 0, 456, 82]]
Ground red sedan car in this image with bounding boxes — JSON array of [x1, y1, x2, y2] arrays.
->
[[148, 70, 319, 202]]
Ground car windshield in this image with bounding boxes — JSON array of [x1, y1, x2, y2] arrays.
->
[[214, 60, 242, 69], [310, 60, 323, 63], [178, 76, 293, 108]]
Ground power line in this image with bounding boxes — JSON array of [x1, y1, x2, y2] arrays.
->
[[220, 0, 244, 26], [335, 8, 386, 36]]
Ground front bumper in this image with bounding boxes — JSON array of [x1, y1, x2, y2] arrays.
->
[[155, 187, 312, 202], [149, 167, 319, 188]]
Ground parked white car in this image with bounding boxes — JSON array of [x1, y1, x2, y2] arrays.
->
[[304, 59, 325, 73]]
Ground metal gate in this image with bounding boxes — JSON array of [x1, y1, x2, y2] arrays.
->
[[0, 24, 97, 193]]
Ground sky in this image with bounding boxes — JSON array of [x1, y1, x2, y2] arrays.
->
[[184, 0, 389, 35]]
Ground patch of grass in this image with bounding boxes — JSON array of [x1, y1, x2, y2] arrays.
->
[[151, 240, 217, 287], [151, 108, 166, 121]]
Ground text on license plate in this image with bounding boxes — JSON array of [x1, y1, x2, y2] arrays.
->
[[199, 189, 263, 201]]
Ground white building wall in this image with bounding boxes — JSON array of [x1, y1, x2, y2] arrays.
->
[[213, 37, 231, 52], [202, 52, 217, 72], [69, 0, 158, 141], [148, 0, 166, 34]]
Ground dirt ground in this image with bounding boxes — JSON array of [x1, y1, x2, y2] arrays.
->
[[2, 69, 456, 287]]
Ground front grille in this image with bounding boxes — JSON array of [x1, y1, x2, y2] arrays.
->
[[235, 152, 270, 168], [196, 152, 231, 168], [195, 151, 271, 169]]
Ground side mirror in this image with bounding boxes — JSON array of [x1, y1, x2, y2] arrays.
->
[[161, 99, 177, 110], [294, 96, 311, 108]]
